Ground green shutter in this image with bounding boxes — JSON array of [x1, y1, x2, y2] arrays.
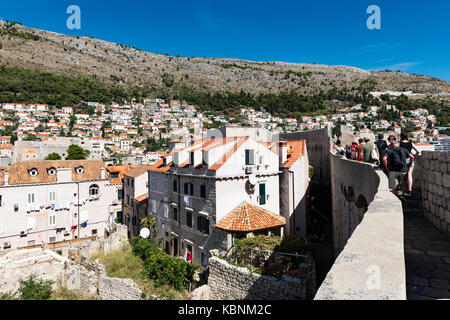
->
[[259, 184, 266, 205]]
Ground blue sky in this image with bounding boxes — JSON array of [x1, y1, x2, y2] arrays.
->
[[1, 0, 449, 81]]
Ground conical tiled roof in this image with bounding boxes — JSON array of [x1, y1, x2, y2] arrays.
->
[[216, 202, 286, 232]]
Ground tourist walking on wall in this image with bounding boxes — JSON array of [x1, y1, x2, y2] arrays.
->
[[351, 142, 358, 160], [375, 134, 388, 173], [356, 139, 365, 162], [333, 140, 345, 156], [382, 136, 415, 196], [345, 144, 353, 159], [361, 137, 379, 164], [400, 132, 421, 196]]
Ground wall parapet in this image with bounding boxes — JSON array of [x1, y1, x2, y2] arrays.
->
[[413, 151, 450, 236], [315, 154, 406, 300]]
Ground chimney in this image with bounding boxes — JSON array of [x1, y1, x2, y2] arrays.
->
[[100, 168, 106, 180]]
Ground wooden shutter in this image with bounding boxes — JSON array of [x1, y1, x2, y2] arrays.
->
[[259, 183, 266, 205]]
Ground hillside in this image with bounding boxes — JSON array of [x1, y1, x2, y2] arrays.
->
[[0, 21, 449, 104]]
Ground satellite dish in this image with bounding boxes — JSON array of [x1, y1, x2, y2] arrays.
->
[[248, 174, 257, 186], [140, 228, 150, 239]]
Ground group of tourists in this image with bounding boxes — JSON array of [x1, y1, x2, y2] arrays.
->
[[333, 132, 421, 197]]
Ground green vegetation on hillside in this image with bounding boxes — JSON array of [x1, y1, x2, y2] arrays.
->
[[0, 65, 132, 106], [0, 65, 448, 124]]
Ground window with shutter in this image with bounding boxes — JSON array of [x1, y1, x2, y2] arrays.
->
[[186, 211, 192, 228], [173, 180, 177, 192], [259, 183, 266, 205], [245, 149, 255, 165], [200, 185, 206, 199]]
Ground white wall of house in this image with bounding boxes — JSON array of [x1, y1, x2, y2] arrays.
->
[[286, 148, 309, 237], [215, 175, 280, 224], [0, 180, 117, 250]]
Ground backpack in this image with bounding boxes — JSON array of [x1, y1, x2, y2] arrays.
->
[[345, 146, 353, 159], [370, 146, 379, 161], [391, 147, 406, 170]]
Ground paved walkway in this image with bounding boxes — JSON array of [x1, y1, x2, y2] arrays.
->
[[404, 201, 450, 300]]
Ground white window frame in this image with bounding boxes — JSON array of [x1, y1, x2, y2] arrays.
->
[[163, 204, 169, 219], [28, 193, 35, 204], [48, 191, 56, 202], [48, 214, 56, 227]]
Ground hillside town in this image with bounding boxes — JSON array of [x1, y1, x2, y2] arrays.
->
[[0, 91, 449, 301], [0, 92, 448, 169]]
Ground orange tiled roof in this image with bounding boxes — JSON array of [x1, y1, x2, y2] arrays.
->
[[216, 202, 286, 233], [282, 140, 306, 169], [105, 165, 138, 183], [136, 193, 149, 203]]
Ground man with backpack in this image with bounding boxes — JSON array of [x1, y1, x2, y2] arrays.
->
[[360, 137, 379, 164], [375, 134, 388, 172], [382, 135, 415, 196]]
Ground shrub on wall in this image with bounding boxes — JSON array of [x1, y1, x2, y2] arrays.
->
[[18, 275, 53, 300], [143, 253, 197, 290], [130, 237, 160, 261], [130, 237, 199, 290]]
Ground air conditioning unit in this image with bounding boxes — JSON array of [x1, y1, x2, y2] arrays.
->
[[245, 166, 253, 174]]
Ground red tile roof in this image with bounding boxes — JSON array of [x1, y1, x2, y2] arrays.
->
[[216, 202, 286, 233], [282, 140, 306, 169], [136, 193, 149, 203]]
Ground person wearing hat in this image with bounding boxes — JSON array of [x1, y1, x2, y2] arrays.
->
[[360, 137, 379, 164]]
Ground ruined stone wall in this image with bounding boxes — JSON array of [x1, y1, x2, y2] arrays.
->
[[206, 255, 315, 300], [98, 275, 143, 300], [413, 151, 450, 236], [0, 227, 143, 300]]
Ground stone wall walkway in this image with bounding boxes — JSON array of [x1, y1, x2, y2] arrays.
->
[[403, 198, 450, 300]]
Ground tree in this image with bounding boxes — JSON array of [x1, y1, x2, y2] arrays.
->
[[45, 153, 62, 160], [18, 275, 53, 300], [66, 144, 89, 160], [24, 134, 36, 141], [140, 215, 157, 241]]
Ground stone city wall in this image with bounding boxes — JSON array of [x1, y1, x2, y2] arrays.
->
[[315, 154, 406, 300], [413, 151, 450, 236], [203, 255, 315, 300]]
